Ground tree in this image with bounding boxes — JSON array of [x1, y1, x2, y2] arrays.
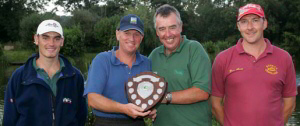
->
[[61, 25, 85, 57], [70, 9, 99, 47], [93, 15, 121, 52], [0, 0, 49, 43], [19, 12, 59, 50], [125, 5, 159, 55]]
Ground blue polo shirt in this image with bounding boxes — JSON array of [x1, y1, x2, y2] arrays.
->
[[83, 46, 151, 118]]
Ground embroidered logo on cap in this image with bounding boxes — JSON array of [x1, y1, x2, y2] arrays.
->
[[45, 23, 59, 28], [239, 4, 262, 15], [130, 17, 137, 24], [265, 64, 278, 75]]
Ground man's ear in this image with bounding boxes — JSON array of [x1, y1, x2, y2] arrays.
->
[[60, 38, 64, 47], [237, 22, 241, 32], [263, 19, 268, 30], [116, 30, 120, 41], [34, 34, 39, 45]]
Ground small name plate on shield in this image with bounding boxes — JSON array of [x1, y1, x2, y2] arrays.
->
[[125, 72, 167, 111]]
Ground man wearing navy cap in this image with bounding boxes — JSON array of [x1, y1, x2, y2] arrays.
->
[[211, 3, 297, 126], [84, 14, 156, 126]]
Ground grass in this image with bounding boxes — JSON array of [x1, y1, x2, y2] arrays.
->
[[3, 50, 34, 63]]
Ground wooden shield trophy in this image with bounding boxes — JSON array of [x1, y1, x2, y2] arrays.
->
[[125, 72, 167, 111]]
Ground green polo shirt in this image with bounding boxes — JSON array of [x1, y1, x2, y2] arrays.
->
[[33, 57, 65, 96], [149, 35, 212, 126]]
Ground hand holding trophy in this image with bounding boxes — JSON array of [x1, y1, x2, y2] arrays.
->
[[125, 72, 168, 111]]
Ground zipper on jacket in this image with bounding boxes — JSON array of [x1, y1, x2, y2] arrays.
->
[[51, 94, 56, 126]]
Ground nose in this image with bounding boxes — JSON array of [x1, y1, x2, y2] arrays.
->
[[165, 29, 172, 37], [247, 21, 254, 30], [128, 34, 134, 41], [48, 38, 55, 46]]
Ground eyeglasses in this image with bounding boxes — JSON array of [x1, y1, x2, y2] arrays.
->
[[238, 18, 264, 27]]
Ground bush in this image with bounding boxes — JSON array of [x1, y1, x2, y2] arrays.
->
[[202, 40, 232, 63], [60, 25, 85, 57], [71, 9, 99, 48], [0, 43, 3, 57], [280, 32, 300, 59], [93, 15, 121, 52]]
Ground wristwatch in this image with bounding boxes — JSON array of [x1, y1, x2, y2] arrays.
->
[[166, 92, 172, 105]]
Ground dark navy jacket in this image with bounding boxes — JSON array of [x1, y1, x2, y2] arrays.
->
[[3, 54, 87, 126]]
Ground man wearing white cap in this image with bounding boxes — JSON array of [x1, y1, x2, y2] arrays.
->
[[3, 19, 87, 126], [211, 3, 297, 126]]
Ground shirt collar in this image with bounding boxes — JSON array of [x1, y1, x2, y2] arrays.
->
[[235, 38, 273, 54], [111, 46, 143, 66], [33, 57, 65, 71]]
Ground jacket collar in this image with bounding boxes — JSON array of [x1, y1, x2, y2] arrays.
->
[[22, 53, 76, 85]]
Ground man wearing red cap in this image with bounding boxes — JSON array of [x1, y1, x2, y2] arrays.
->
[[211, 3, 297, 126]]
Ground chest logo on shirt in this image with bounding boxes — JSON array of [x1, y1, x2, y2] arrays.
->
[[174, 70, 184, 75], [265, 64, 278, 75], [63, 98, 72, 104], [229, 68, 244, 73]]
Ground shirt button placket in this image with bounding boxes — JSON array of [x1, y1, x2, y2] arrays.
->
[[126, 65, 131, 74]]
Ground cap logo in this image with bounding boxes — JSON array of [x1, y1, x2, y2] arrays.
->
[[130, 17, 137, 24], [239, 9, 249, 15], [45, 23, 59, 28]]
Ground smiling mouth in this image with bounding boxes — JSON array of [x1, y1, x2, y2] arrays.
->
[[166, 38, 174, 42]]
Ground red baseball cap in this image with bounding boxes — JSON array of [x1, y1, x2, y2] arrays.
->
[[237, 3, 265, 21]]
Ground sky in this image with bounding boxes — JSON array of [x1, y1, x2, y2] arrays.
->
[[43, 1, 71, 16], [43, 1, 105, 16]]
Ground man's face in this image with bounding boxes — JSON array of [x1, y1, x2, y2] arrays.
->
[[155, 12, 182, 54], [116, 29, 143, 54], [34, 32, 64, 59], [237, 14, 267, 44]]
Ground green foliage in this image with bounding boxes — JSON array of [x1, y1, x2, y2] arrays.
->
[[93, 15, 121, 52], [125, 5, 160, 55], [212, 115, 221, 126], [85, 107, 95, 126], [3, 50, 34, 63], [202, 41, 218, 62], [70, 9, 99, 47], [0, 44, 3, 57], [0, 0, 49, 43], [280, 32, 300, 59], [19, 12, 59, 50], [202, 40, 232, 62], [61, 25, 85, 57]]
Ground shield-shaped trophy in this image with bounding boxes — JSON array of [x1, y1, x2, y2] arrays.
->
[[125, 72, 168, 111]]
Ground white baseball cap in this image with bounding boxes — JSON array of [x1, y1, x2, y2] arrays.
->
[[36, 19, 63, 37]]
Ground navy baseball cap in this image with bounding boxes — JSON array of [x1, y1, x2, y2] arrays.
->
[[119, 14, 144, 35]]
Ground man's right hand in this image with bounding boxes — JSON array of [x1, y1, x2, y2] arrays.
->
[[121, 103, 151, 119]]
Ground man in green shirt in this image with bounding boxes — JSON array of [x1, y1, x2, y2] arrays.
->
[[148, 4, 212, 126]]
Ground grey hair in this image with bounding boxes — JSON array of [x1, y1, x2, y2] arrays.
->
[[153, 4, 182, 29]]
